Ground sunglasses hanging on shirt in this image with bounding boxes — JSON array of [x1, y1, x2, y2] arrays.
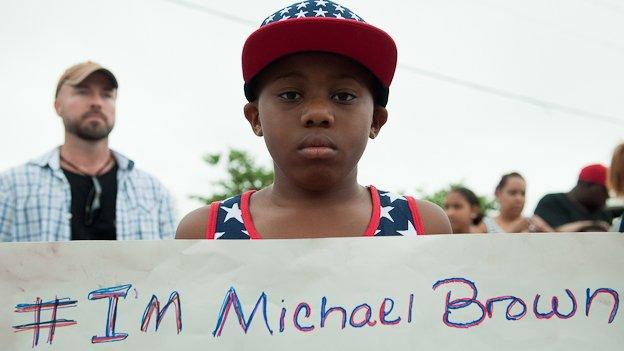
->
[[60, 153, 114, 226]]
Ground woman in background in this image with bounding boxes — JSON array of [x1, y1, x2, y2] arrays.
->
[[444, 187, 486, 234], [484, 172, 552, 233]]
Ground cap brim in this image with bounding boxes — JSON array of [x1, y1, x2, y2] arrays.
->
[[66, 67, 118, 89], [242, 18, 397, 88]]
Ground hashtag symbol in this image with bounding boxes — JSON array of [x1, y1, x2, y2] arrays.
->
[[13, 297, 78, 347]]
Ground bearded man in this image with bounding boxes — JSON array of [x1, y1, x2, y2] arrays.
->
[[0, 61, 175, 241]]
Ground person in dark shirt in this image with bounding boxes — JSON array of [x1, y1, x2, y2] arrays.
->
[[63, 165, 118, 240], [534, 164, 611, 232]]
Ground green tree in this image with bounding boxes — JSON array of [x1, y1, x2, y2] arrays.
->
[[418, 182, 497, 216], [193, 149, 274, 204]]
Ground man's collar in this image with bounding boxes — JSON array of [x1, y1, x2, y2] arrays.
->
[[29, 146, 135, 171]]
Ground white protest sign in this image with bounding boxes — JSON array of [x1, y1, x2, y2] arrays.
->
[[1, 233, 622, 350]]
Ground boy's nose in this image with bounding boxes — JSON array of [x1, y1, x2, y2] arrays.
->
[[301, 100, 334, 128]]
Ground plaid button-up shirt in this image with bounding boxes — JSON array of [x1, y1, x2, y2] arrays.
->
[[0, 147, 176, 242]]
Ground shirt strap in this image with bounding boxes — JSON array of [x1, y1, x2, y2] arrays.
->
[[405, 196, 425, 235], [241, 190, 262, 239], [363, 185, 381, 237], [205, 201, 221, 239]]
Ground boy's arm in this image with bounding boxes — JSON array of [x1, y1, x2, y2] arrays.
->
[[175, 206, 210, 239], [417, 200, 452, 235]]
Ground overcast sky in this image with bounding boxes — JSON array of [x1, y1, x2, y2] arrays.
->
[[1, 0, 623, 220]]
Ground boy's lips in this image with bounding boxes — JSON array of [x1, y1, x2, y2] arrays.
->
[[297, 135, 337, 159]]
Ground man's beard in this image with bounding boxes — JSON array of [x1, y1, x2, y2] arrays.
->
[[64, 111, 114, 141]]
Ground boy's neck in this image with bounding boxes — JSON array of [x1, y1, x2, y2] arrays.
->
[[267, 169, 365, 207]]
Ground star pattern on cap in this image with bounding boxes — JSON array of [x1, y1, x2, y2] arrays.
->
[[280, 6, 291, 15], [314, 8, 328, 17], [349, 12, 361, 21], [222, 203, 244, 224], [261, 1, 365, 26], [263, 14, 275, 25]]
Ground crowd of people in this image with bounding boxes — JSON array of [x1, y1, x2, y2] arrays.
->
[[0, 1, 622, 242], [444, 162, 620, 234]]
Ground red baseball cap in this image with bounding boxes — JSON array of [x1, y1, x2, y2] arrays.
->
[[579, 164, 607, 186], [242, 1, 397, 106]]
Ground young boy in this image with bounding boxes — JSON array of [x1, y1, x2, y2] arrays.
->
[[177, 1, 451, 239]]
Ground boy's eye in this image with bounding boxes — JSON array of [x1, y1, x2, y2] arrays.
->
[[278, 91, 302, 101], [332, 92, 356, 102]]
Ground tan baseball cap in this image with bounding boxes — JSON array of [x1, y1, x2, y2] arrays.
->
[[55, 61, 118, 97]]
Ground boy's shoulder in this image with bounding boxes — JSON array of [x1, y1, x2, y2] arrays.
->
[[175, 194, 244, 239], [414, 199, 452, 235], [176, 205, 210, 239]]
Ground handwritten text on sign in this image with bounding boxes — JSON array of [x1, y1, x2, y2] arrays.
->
[[1, 234, 622, 350]]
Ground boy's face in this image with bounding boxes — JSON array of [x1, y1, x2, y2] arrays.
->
[[244, 53, 388, 191]]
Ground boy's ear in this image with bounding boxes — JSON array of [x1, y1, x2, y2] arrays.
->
[[244, 102, 263, 136], [369, 106, 388, 139]]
